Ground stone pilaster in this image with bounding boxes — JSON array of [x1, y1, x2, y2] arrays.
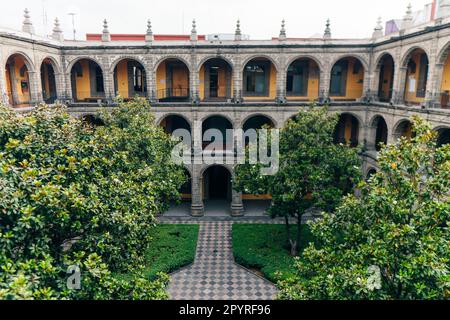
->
[[191, 165, 204, 216], [28, 71, 42, 105], [233, 58, 242, 102], [319, 66, 330, 102]]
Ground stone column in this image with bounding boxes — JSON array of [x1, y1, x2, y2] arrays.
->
[[190, 165, 204, 216], [0, 62, 8, 105], [430, 63, 445, 108], [190, 68, 199, 103], [28, 71, 42, 105], [231, 187, 244, 217], [365, 124, 377, 151], [7, 63, 19, 105], [362, 70, 372, 101], [319, 67, 330, 102], [54, 72, 66, 102], [144, 60, 155, 102], [276, 66, 286, 102], [102, 67, 115, 103], [233, 58, 242, 102], [64, 72, 73, 102]]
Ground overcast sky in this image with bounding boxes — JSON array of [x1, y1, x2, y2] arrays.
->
[[0, 0, 431, 40]]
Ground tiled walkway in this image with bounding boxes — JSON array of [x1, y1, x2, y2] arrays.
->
[[167, 221, 278, 300]]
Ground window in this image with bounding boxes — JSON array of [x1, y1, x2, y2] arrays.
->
[[287, 61, 309, 96], [244, 61, 269, 95], [133, 66, 145, 92]]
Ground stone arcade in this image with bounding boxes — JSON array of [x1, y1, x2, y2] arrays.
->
[[1, 5, 450, 216]]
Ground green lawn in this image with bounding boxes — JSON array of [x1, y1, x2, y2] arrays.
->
[[232, 224, 313, 283], [137, 224, 199, 280]]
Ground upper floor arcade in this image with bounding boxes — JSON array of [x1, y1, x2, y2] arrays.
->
[[1, 15, 450, 109]]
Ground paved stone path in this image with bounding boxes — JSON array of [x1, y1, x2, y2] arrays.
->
[[167, 221, 278, 300]]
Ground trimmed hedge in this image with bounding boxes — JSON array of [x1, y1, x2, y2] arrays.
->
[[232, 224, 313, 283]]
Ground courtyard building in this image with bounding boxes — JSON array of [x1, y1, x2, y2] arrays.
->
[[1, 4, 450, 216]]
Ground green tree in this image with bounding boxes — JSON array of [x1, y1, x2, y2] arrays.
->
[[234, 107, 361, 256], [0, 99, 185, 299], [278, 116, 450, 300]]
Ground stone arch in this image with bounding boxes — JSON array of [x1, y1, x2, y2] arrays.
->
[[285, 55, 323, 72], [69, 57, 106, 102], [369, 115, 388, 151], [111, 57, 147, 98], [196, 55, 234, 73], [39, 56, 62, 74], [375, 53, 396, 102], [153, 55, 192, 73], [40, 58, 59, 104], [202, 115, 234, 151], [109, 56, 148, 73], [241, 55, 280, 72], [67, 56, 106, 75], [198, 57, 233, 101], [5, 51, 35, 71], [156, 113, 192, 127], [158, 114, 192, 135], [241, 113, 277, 129], [434, 126, 450, 147], [329, 55, 366, 100], [285, 56, 321, 100], [200, 113, 235, 127], [393, 119, 413, 140], [400, 46, 430, 68], [4, 52, 35, 106], [333, 112, 361, 147], [201, 164, 233, 201]]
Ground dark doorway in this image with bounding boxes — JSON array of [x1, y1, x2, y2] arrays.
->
[[204, 166, 231, 200]]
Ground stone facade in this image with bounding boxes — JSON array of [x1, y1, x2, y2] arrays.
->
[[1, 17, 450, 216]]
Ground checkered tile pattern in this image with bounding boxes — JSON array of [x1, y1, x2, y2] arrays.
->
[[167, 221, 278, 300]]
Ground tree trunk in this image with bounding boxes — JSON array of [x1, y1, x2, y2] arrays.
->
[[285, 216, 298, 256], [296, 213, 302, 256]]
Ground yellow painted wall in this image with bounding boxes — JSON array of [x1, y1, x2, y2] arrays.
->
[[242, 194, 272, 200], [74, 60, 91, 100], [199, 65, 232, 101], [156, 61, 167, 99], [330, 58, 364, 100], [172, 66, 189, 96], [287, 61, 320, 101], [404, 51, 426, 104], [244, 62, 277, 101], [441, 54, 450, 92], [115, 60, 129, 98], [6, 56, 31, 105]]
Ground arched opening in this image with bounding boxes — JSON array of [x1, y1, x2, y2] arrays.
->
[[203, 165, 231, 200], [159, 114, 191, 135], [333, 113, 360, 147], [5, 54, 32, 107], [439, 45, 450, 109], [404, 48, 429, 105], [377, 54, 395, 102], [165, 168, 192, 216], [113, 59, 147, 100], [366, 168, 377, 181], [242, 57, 277, 100], [202, 116, 233, 151], [330, 57, 365, 101], [286, 58, 320, 101], [156, 58, 190, 102], [70, 59, 105, 103], [394, 120, 413, 140], [40, 59, 57, 104], [436, 128, 450, 147], [371, 116, 388, 151], [199, 58, 232, 101], [82, 114, 104, 127]]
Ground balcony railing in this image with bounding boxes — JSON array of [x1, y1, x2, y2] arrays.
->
[[157, 87, 190, 102]]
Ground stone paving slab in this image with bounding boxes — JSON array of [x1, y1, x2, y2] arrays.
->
[[167, 221, 278, 300]]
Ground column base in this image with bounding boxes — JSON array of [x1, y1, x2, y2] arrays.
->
[[231, 204, 244, 217], [190, 203, 204, 217]]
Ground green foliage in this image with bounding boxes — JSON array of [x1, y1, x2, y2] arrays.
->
[[278, 116, 450, 300], [232, 224, 313, 283], [234, 106, 361, 255], [130, 224, 199, 280], [0, 100, 185, 299]]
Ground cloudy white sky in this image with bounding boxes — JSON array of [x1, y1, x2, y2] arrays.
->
[[0, 0, 432, 40]]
